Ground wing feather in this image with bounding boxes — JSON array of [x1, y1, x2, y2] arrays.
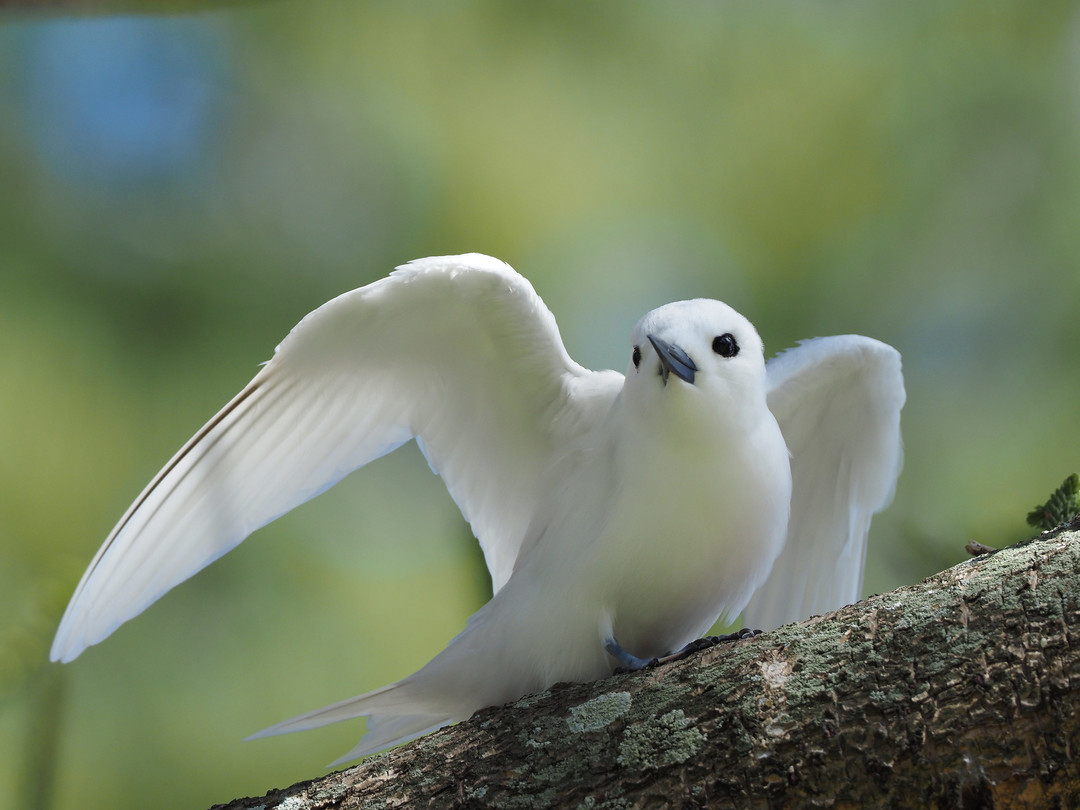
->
[[51, 254, 603, 662], [742, 335, 905, 631]]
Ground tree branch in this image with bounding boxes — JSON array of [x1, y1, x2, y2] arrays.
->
[[214, 524, 1080, 809]]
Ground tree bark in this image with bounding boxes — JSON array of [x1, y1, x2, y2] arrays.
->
[[213, 524, 1080, 810]]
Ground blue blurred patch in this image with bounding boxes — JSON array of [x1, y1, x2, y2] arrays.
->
[[12, 16, 230, 190]]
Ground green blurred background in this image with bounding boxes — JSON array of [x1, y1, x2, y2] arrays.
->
[[2, 2, 1079, 807]]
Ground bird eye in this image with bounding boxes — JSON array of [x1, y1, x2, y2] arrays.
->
[[632, 346, 642, 369], [712, 333, 739, 358]]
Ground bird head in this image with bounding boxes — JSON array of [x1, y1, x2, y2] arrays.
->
[[624, 299, 768, 415]]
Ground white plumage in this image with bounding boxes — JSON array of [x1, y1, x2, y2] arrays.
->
[[51, 254, 904, 764]]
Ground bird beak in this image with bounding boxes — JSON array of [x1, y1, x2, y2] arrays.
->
[[647, 335, 697, 386]]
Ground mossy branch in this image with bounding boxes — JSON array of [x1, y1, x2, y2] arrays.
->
[[211, 521, 1080, 809]]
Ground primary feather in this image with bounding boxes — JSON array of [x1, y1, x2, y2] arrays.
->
[[743, 336, 905, 631], [51, 254, 590, 661]]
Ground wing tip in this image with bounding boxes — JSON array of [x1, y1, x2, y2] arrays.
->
[[49, 637, 87, 665], [50, 612, 101, 664], [49, 605, 84, 663]]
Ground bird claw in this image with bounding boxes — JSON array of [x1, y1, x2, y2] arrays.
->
[[605, 637, 659, 673], [606, 629, 762, 675], [704, 627, 762, 645], [613, 657, 660, 675], [654, 628, 763, 666]]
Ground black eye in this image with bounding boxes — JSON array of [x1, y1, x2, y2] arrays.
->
[[632, 345, 642, 369], [712, 333, 739, 358]]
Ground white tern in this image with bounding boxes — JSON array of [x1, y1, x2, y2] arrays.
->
[[50, 253, 905, 764]]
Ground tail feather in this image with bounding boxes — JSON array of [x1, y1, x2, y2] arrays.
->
[[328, 714, 454, 766], [247, 597, 543, 765], [246, 682, 404, 738], [245, 679, 457, 766]]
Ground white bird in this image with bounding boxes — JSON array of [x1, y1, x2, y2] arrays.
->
[[50, 253, 904, 765]]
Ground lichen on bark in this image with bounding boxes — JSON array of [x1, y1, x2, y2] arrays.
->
[[213, 524, 1080, 810]]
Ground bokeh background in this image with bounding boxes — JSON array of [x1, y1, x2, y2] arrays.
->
[[2, 2, 1079, 808]]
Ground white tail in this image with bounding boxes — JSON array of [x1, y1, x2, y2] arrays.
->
[[246, 678, 457, 765]]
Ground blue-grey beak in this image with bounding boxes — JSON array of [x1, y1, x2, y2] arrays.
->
[[647, 334, 697, 386]]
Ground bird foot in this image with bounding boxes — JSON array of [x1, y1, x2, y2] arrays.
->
[[654, 628, 763, 666], [606, 629, 761, 675], [605, 637, 659, 673]]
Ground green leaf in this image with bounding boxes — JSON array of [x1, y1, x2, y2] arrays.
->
[[1026, 473, 1080, 531]]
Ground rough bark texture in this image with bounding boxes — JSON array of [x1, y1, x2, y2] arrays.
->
[[213, 524, 1080, 810]]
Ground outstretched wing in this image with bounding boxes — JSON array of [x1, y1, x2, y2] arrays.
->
[[742, 335, 905, 631], [52, 254, 607, 663]]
